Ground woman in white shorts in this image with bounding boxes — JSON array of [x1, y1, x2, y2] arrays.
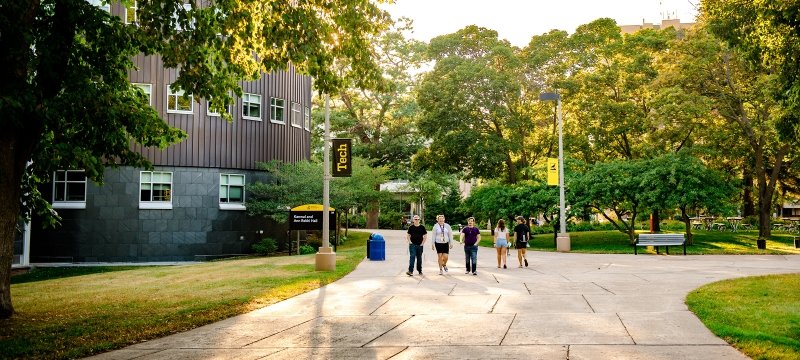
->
[[493, 219, 509, 269]]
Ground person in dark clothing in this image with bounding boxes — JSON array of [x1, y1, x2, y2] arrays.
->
[[406, 215, 427, 276], [512, 216, 531, 267], [460, 217, 481, 275]]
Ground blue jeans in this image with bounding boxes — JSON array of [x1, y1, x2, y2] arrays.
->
[[464, 245, 478, 273], [408, 244, 423, 273]]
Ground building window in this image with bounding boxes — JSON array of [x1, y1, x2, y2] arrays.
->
[[167, 85, 193, 114], [242, 93, 261, 120], [140, 171, 172, 209], [133, 83, 152, 106], [207, 100, 228, 117], [219, 174, 246, 210], [87, 0, 110, 12], [304, 107, 311, 130], [174, 3, 193, 31], [270, 97, 285, 123], [125, 0, 137, 24], [291, 102, 302, 127], [304, 106, 311, 130], [52, 170, 87, 209]]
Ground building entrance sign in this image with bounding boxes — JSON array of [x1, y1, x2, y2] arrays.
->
[[289, 204, 337, 231]]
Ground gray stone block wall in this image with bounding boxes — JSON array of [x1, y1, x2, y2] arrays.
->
[[31, 166, 283, 262]]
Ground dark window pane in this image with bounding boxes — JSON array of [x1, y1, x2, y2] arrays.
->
[[67, 171, 86, 181], [228, 186, 243, 202], [55, 184, 66, 201], [66, 183, 86, 201]]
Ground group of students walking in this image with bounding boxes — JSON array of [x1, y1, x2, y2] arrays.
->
[[405, 215, 532, 276]]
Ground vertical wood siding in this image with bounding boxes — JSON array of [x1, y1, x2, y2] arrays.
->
[[129, 55, 312, 170]]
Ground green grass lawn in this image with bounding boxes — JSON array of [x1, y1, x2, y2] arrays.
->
[[0, 231, 371, 360], [477, 229, 800, 255], [687, 274, 800, 360]]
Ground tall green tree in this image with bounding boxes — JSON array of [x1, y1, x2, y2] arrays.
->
[[324, 19, 427, 227], [0, 0, 389, 318], [657, 26, 798, 239], [565, 19, 677, 163], [571, 159, 650, 244], [415, 26, 532, 183], [703, 0, 800, 140], [641, 153, 737, 244], [330, 18, 427, 178]]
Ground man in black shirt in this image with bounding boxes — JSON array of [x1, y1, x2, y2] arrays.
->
[[406, 215, 427, 276], [513, 216, 531, 267]]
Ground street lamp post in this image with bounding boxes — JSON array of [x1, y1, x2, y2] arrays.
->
[[316, 93, 336, 270], [539, 92, 570, 252]]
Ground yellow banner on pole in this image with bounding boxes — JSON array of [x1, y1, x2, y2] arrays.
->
[[547, 158, 559, 186]]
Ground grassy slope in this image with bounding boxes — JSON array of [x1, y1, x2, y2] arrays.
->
[[0, 232, 370, 360]]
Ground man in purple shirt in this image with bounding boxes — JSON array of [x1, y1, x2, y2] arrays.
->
[[460, 217, 481, 275]]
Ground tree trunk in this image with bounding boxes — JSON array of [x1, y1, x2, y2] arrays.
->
[[0, 134, 26, 319], [742, 167, 755, 217], [758, 198, 772, 239], [680, 206, 693, 246], [366, 202, 379, 229], [650, 209, 661, 233]]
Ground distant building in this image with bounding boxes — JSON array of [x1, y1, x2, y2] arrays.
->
[[619, 18, 694, 35]]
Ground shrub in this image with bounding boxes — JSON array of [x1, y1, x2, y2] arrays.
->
[[347, 215, 366, 228], [306, 231, 322, 248], [252, 238, 278, 255], [379, 210, 405, 229], [299, 245, 316, 255]]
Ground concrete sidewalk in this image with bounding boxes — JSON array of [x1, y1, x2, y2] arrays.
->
[[90, 229, 800, 360]]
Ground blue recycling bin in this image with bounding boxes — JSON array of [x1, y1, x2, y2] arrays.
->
[[368, 233, 385, 261]]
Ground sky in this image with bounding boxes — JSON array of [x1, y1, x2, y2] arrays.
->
[[380, 0, 699, 47]]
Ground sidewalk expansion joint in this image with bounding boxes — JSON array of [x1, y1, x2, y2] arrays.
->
[[360, 315, 414, 348], [489, 295, 502, 313], [581, 294, 596, 313], [498, 313, 517, 345], [491, 274, 500, 283], [523, 282, 533, 295], [369, 296, 395, 315], [616, 312, 637, 345], [242, 316, 317, 348], [592, 281, 615, 295], [385, 346, 410, 359]]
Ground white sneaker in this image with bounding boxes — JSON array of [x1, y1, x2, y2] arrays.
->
[[444, 266, 448, 272], [439, 269, 443, 275]]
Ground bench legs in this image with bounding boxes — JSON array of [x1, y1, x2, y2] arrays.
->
[[635, 244, 687, 255]]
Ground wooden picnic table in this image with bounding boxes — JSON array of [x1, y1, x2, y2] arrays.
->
[[726, 217, 743, 232]]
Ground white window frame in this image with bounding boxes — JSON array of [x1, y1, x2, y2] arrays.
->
[[270, 97, 285, 124], [290, 102, 302, 128], [52, 170, 87, 209], [167, 85, 193, 114], [304, 106, 311, 130], [242, 93, 262, 121], [139, 171, 173, 210], [125, 0, 138, 24], [87, 0, 110, 12], [133, 83, 152, 106], [219, 174, 246, 210]]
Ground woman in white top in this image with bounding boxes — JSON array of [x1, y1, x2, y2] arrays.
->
[[431, 214, 454, 275], [493, 219, 509, 269]]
